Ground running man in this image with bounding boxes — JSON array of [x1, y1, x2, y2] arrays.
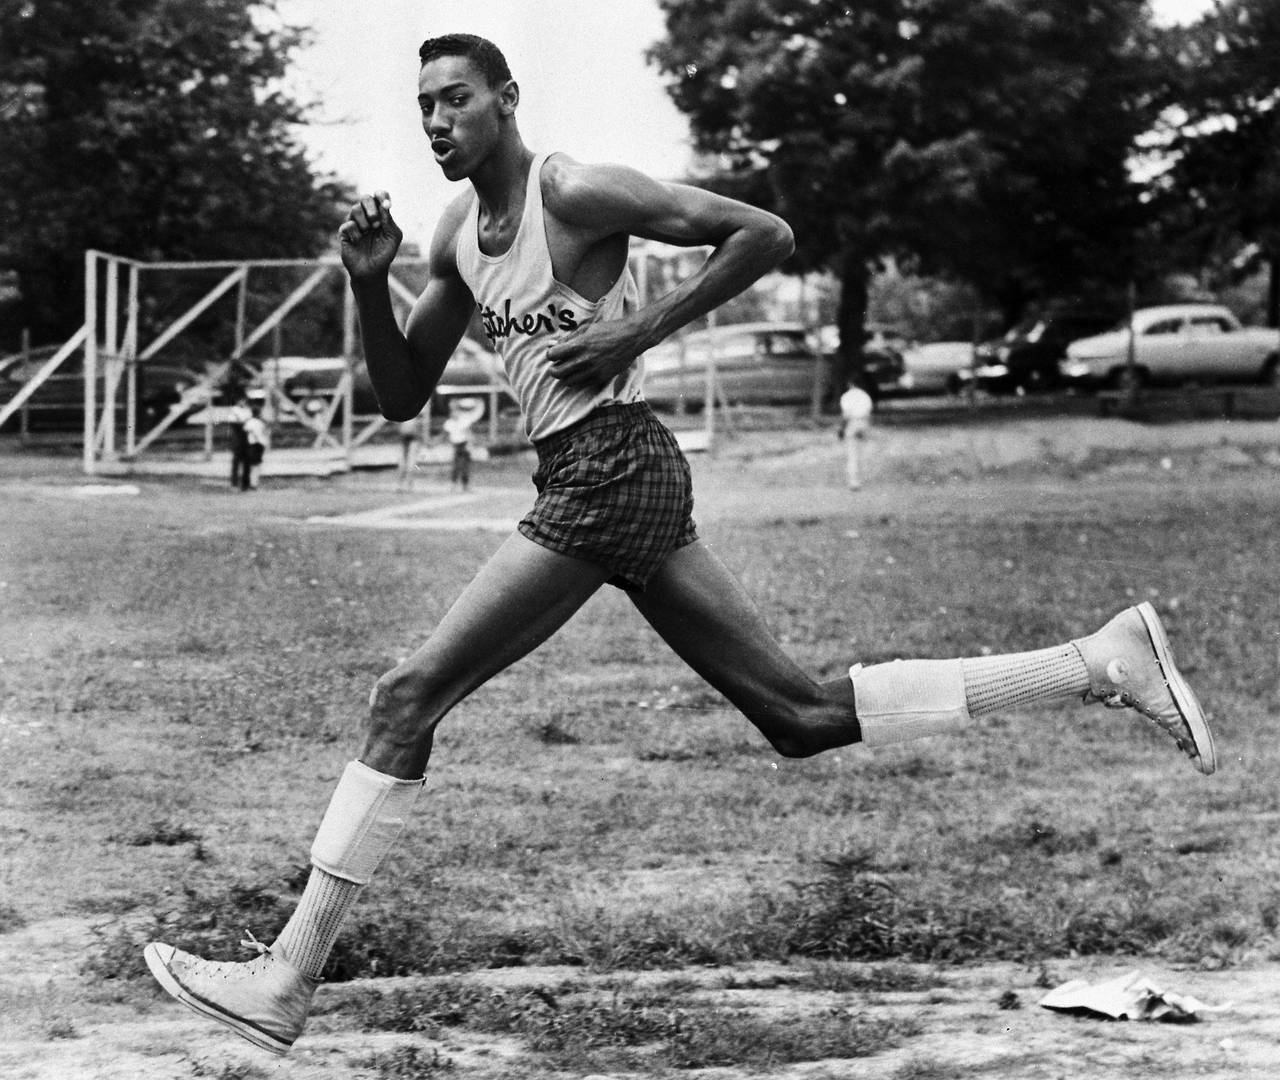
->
[[144, 33, 1216, 1055]]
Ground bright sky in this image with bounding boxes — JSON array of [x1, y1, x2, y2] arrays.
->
[[1150, 0, 1215, 24], [279, 0, 1214, 248]]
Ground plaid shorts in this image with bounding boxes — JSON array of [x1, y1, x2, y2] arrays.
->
[[519, 402, 698, 590]]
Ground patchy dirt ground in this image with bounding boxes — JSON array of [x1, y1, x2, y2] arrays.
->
[[2, 916, 1279, 1079]]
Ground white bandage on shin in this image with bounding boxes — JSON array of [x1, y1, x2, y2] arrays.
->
[[310, 760, 424, 885], [850, 658, 970, 747]]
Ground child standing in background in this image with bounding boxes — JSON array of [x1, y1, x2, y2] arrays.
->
[[839, 379, 874, 490], [243, 402, 268, 490], [396, 411, 425, 491], [443, 397, 482, 491]]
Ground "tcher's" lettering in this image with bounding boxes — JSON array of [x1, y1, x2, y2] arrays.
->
[[478, 299, 579, 346]]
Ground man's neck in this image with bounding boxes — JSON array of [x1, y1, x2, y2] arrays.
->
[[470, 139, 537, 218]]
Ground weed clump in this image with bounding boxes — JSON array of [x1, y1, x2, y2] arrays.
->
[[117, 820, 203, 847], [346, 978, 914, 1073], [0, 903, 27, 934], [774, 848, 1241, 964], [86, 845, 1263, 988]]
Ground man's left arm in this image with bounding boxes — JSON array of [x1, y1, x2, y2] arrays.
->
[[545, 162, 794, 389]]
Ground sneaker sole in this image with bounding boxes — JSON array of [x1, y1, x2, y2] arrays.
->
[[143, 943, 293, 1056], [1136, 601, 1217, 775]]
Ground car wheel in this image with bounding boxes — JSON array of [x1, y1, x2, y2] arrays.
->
[[142, 391, 180, 422], [1112, 365, 1148, 393], [1023, 367, 1052, 394]]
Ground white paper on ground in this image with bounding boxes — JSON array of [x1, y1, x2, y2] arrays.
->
[[1039, 970, 1231, 1022]]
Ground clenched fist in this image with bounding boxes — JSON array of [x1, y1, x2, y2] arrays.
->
[[339, 191, 403, 280]]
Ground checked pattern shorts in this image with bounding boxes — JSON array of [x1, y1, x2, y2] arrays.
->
[[519, 402, 699, 591]]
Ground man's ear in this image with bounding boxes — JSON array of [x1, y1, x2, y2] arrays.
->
[[499, 78, 519, 115]]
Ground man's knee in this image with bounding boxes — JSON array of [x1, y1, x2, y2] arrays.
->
[[754, 689, 855, 759], [367, 663, 436, 748], [764, 725, 822, 760]]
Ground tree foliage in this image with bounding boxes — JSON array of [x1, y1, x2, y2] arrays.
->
[[1151, 0, 1280, 324], [649, 0, 1162, 361], [0, 0, 353, 346]]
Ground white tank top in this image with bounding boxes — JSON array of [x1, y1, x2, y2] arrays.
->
[[454, 152, 645, 441]]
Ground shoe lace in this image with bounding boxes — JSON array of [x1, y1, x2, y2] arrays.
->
[[240, 929, 271, 956], [182, 930, 275, 982], [1082, 687, 1139, 711], [1081, 688, 1195, 756]]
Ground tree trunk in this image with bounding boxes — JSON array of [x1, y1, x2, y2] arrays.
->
[[836, 248, 869, 394], [1268, 254, 1279, 329]]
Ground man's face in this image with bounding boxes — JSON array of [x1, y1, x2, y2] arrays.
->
[[417, 55, 511, 181]]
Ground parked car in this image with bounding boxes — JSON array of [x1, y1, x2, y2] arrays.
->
[[272, 339, 513, 418], [860, 325, 908, 395], [1061, 303, 1280, 391], [644, 322, 825, 410], [973, 310, 1120, 394], [262, 356, 370, 414], [896, 340, 974, 395], [811, 323, 906, 397], [0, 346, 202, 428]]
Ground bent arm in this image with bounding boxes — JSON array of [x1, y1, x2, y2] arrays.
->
[[552, 162, 795, 350], [348, 200, 475, 422]]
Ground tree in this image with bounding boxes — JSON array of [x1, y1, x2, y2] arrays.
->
[[0, 0, 353, 348], [648, 0, 1160, 376], [1152, 0, 1280, 325]]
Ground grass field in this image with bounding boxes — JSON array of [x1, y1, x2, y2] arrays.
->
[[2, 413, 1279, 1078]]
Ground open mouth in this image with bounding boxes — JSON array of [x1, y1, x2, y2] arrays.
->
[[432, 140, 457, 163]]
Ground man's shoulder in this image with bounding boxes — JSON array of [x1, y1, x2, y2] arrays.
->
[[541, 153, 658, 226], [429, 190, 478, 267], [540, 153, 590, 212]]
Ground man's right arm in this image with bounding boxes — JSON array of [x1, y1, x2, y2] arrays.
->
[[340, 192, 475, 422]]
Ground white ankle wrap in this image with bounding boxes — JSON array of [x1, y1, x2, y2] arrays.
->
[[310, 760, 424, 885], [850, 659, 970, 747]]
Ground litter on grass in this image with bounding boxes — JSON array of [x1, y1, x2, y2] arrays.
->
[[1039, 970, 1231, 1023]]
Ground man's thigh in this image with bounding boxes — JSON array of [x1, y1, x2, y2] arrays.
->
[[629, 541, 814, 692], [400, 531, 612, 702], [629, 542, 855, 749]]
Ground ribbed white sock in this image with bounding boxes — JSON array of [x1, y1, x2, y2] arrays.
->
[[273, 869, 362, 978], [961, 644, 1089, 716]]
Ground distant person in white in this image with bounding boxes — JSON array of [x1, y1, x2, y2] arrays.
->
[[395, 412, 424, 491], [443, 396, 483, 490], [839, 379, 874, 490], [242, 403, 267, 490]]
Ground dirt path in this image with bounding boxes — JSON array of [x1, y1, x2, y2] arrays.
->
[[2, 916, 1278, 1079]]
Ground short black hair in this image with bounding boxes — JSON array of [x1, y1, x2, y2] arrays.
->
[[418, 34, 512, 88]]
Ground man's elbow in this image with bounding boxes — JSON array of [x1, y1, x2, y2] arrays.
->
[[766, 214, 795, 265], [375, 387, 430, 423], [381, 398, 428, 423]]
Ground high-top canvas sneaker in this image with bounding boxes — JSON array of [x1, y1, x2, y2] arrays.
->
[[144, 932, 319, 1055], [1075, 602, 1216, 775]]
